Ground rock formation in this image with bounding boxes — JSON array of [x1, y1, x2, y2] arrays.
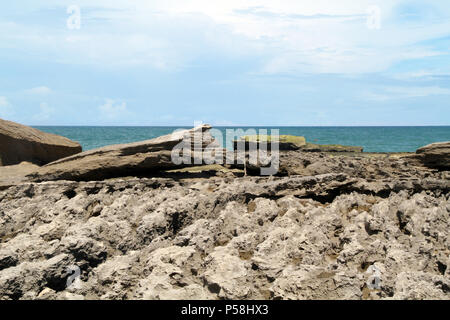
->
[[234, 135, 363, 152], [0, 119, 82, 166], [415, 141, 450, 170], [27, 125, 221, 182], [1, 147, 449, 300], [234, 135, 306, 151], [299, 143, 363, 153], [0, 127, 448, 300], [0, 162, 39, 191]]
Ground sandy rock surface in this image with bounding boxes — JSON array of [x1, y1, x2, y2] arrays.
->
[[27, 125, 219, 182], [0, 154, 448, 299], [415, 141, 450, 170], [0, 118, 81, 166], [0, 162, 39, 191]]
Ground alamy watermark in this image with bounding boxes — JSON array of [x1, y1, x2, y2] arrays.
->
[[366, 264, 382, 290], [66, 5, 380, 31], [67, 5, 81, 30], [170, 125, 280, 176], [366, 5, 381, 30], [66, 264, 82, 290]]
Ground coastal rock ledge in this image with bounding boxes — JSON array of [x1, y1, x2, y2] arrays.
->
[[0, 124, 449, 300], [27, 124, 218, 182], [0, 119, 82, 166], [415, 141, 450, 170], [0, 171, 448, 300]]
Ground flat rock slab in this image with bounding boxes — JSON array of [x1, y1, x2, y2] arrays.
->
[[0, 162, 39, 190], [28, 125, 218, 181], [416, 141, 450, 169], [0, 119, 82, 166], [233, 135, 363, 152], [234, 135, 307, 151]]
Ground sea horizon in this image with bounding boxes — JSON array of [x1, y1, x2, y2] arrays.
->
[[33, 125, 450, 153], [30, 124, 450, 127]]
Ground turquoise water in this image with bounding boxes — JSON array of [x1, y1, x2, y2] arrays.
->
[[34, 126, 450, 153]]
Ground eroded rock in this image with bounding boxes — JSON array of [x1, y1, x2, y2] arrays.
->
[[27, 125, 221, 181], [415, 141, 450, 170], [0, 118, 81, 166], [0, 163, 448, 300]]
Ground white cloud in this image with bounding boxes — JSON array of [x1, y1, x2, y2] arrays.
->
[[25, 86, 52, 95], [363, 86, 450, 101], [391, 71, 450, 81], [0, 96, 9, 107], [99, 99, 129, 119], [1, 1, 450, 74], [0, 96, 13, 118], [33, 102, 55, 121], [387, 86, 450, 97]]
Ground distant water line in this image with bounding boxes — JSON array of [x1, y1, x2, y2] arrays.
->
[[33, 126, 450, 153]]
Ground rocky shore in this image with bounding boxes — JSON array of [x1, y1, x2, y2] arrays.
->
[[0, 120, 449, 300]]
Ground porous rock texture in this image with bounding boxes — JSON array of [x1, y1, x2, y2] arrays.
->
[[0, 151, 449, 300], [415, 141, 450, 170], [0, 162, 39, 191], [0, 118, 82, 166]]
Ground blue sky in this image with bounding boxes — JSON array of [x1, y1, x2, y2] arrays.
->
[[0, 0, 449, 126]]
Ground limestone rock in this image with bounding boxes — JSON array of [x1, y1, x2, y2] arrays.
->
[[233, 135, 362, 152], [234, 135, 306, 151], [415, 141, 450, 169], [0, 162, 39, 191], [0, 118, 82, 166], [300, 143, 363, 153], [0, 142, 448, 300], [27, 125, 220, 181]]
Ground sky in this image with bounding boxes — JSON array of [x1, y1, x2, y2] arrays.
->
[[0, 0, 449, 126]]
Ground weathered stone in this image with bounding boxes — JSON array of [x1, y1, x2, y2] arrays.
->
[[300, 143, 363, 153], [0, 140, 448, 300], [233, 135, 362, 152], [415, 141, 450, 169], [27, 125, 220, 181], [0, 251, 18, 271], [0, 118, 82, 166], [234, 135, 306, 151], [0, 162, 39, 190]]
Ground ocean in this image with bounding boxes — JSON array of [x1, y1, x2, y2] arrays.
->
[[34, 126, 450, 153]]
